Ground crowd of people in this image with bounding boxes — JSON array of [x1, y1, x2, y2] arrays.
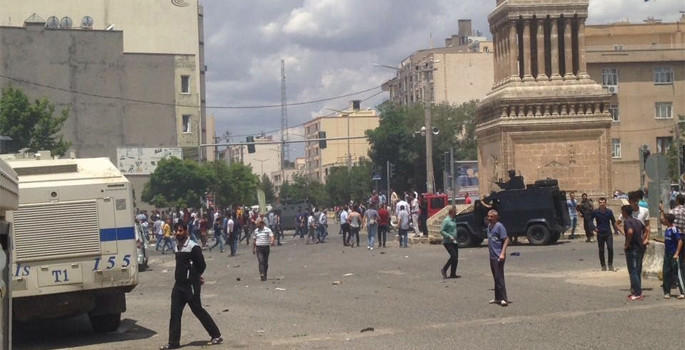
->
[[566, 188, 685, 301]]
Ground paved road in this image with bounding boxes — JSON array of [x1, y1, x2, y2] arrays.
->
[[14, 231, 683, 349]]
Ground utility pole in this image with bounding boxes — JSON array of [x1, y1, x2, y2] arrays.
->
[[281, 59, 290, 170]]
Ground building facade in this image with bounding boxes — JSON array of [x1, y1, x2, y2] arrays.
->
[[271, 157, 306, 195], [303, 101, 380, 183], [225, 135, 281, 178], [0, 0, 207, 159], [586, 16, 685, 192], [476, 0, 613, 196], [381, 20, 494, 107]]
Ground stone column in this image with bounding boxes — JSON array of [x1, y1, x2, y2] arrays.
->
[[536, 17, 547, 81], [549, 17, 562, 80], [522, 19, 534, 81], [577, 17, 589, 79], [509, 22, 519, 81], [496, 26, 504, 84], [563, 17, 574, 79]]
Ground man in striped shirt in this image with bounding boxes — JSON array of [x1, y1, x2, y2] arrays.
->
[[251, 219, 274, 281]]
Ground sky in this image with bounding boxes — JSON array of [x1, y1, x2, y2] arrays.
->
[[201, 0, 683, 157]]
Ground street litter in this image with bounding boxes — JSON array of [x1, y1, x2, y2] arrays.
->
[[275, 287, 287, 291]]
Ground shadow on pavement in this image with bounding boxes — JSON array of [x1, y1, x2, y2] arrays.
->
[[14, 316, 157, 349]]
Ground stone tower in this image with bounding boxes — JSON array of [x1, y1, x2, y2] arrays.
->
[[476, 0, 612, 196]]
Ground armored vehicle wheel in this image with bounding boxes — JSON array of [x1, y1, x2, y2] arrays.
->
[[526, 224, 550, 245], [89, 312, 121, 333], [456, 227, 474, 248], [549, 231, 561, 243]]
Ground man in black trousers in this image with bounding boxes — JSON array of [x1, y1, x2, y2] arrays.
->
[[160, 223, 223, 349]]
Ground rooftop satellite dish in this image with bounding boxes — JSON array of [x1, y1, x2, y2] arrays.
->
[[81, 16, 93, 29], [45, 16, 59, 29], [59, 16, 73, 29]]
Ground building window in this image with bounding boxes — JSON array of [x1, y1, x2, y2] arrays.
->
[[181, 75, 190, 94], [182, 115, 191, 133], [608, 105, 619, 122], [656, 137, 672, 154], [611, 138, 621, 158], [655, 102, 673, 119], [654, 67, 674, 85], [601, 68, 619, 86]]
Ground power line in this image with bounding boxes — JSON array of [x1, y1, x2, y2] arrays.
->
[[0, 73, 382, 110]]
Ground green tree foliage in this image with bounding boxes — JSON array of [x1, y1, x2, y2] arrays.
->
[[142, 158, 259, 209], [325, 160, 373, 206], [208, 161, 260, 208], [279, 173, 329, 208], [260, 173, 276, 203], [366, 100, 478, 193], [0, 85, 71, 156], [141, 157, 212, 208]]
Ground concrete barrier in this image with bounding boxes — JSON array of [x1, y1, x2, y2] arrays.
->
[[642, 240, 665, 279]]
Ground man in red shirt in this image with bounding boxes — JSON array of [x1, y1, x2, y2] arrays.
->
[[377, 204, 390, 248]]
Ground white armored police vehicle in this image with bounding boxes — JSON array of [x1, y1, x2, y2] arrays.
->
[[3, 154, 138, 333], [0, 158, 18, 349]]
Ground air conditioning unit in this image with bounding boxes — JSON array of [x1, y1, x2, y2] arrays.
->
[[606, 85, 619, 95]]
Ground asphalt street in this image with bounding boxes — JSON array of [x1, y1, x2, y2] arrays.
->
[[14, 230, 684, 350]]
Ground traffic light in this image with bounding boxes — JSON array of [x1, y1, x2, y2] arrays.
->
[[388, 162, 395, 178], [444, 152, 450, 171], [246, 136, 255, 153], [318, 131, 327, 149]]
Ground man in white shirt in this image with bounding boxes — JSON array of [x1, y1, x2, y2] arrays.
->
[[410, 194, 420, 237], [397, 205, 411, 247], [340, 205, 350, 246], [226, 213, 236, 256]]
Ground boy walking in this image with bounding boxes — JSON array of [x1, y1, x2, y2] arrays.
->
[[662, 213, 685, 299]]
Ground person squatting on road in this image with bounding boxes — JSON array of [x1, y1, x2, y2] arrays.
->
[[591, 197, 621, 272], [160, 223, 222, 350], [622, 205, 645, 301], [252, 219, 274, 281], [487, 209, 510, 307], [661, 213, 685, 299], [439, 206, 460, 279]]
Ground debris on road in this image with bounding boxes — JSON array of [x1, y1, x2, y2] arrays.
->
[[275, 287, 287, 291], [360, 327, 374, 333], [343, 273, 354, 277], [333, 280, 342, 285]]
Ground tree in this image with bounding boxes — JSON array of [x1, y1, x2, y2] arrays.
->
[[207, 161, 260, 208], [141, 157, 212, 209], [0, 85, 71, 156], [260, 174, 276, 203], [366, 100, 479, 194], [325, 160, 374, 206], [279, 173, 329, 208]]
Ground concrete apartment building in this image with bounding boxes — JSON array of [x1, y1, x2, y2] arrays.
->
[[585, 15, 685, 192], [225, 135, 282, 178], [0, 0, 207, 160], [271, 157, 306, 195], [381, 20, 494, 107], [303, 100, 380, 183]]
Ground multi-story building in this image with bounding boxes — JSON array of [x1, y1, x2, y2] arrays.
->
[[381, 20, 494, 107], [0, 0, 207, 160], [586, 15, 685, 192], [225, 135, 281, 178], [303, 100, 380, 183], [271, 157, 306, 195]]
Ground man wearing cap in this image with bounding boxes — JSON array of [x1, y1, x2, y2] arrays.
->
[[252, 219, 274, 281]]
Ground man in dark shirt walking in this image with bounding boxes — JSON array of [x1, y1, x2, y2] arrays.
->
[[591, 197, 621, 271], [160, 223, 222, 349]]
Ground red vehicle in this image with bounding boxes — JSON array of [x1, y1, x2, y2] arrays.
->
[[424, 193, 448, 218]]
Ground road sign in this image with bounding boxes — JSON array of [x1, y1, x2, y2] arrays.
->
[[372, 174, 381, 181]]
